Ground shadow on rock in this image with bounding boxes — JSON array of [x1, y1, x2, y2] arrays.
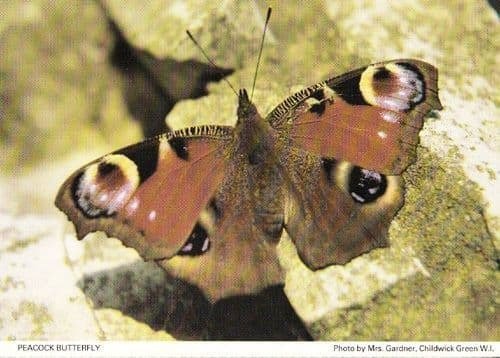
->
[[106, 12, 234, 138], [208, 286, 313, 340], [77, 262, 312, 340]]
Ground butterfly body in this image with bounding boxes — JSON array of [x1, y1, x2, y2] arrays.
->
[[56, 59, 441, 302]]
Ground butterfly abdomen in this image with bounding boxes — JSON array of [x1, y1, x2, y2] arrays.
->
[[252, 166, 286, 241]]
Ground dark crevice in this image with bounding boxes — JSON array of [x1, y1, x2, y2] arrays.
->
[[106, 16, 174, 138], [101, 4, 234, 138]]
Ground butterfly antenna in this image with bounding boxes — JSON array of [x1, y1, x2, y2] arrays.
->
[[186, 30, 238, 96], [250, 7, 272, 100]]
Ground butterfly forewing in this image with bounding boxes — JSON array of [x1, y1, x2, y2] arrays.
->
[[55, 125, 233, 260], [268, 59, 442, 175]]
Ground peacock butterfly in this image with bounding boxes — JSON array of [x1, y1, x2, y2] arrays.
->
[[55, 13, 442, 303]]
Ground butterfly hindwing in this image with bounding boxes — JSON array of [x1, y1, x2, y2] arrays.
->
[[282, 149, 404, 269], [55, 125, 233, 260], [269, 59, 442, 175]]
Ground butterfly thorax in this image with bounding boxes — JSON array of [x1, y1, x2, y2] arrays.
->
[[234, 89, 277, 166]]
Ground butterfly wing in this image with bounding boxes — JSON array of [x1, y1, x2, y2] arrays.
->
[[269, 59, 441, 268], [269, 59, 442, 175], [55, 125, 233, 260]]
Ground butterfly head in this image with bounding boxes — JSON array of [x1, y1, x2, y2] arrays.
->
[[236, 89, 258, 123]]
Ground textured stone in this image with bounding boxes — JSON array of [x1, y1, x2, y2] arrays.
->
[[0, 212, 100, 339], [102, 0, 271, 63]]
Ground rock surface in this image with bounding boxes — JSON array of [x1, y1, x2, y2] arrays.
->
[[0, 0, 498, 340]]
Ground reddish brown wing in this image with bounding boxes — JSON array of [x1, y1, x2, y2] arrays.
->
[[55, 125, 233, 260], [269, 59, 442, 175]]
